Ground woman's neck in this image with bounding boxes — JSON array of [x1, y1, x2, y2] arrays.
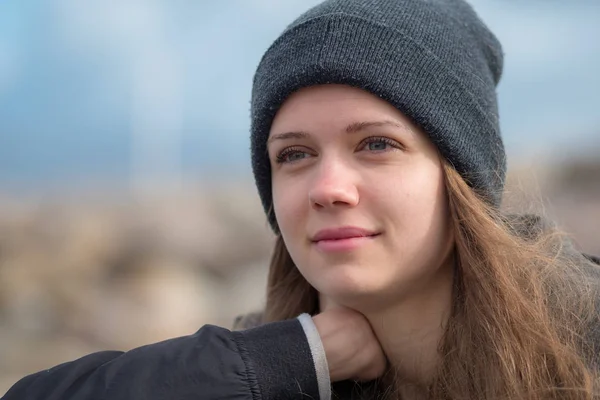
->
[[363, 259, 454, 386]]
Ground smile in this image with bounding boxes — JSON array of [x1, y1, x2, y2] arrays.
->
[[311, 227, 380, 252]]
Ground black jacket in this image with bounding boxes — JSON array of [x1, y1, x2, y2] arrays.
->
[[2, 319, 322, 400], [3, 254, 600, 400]]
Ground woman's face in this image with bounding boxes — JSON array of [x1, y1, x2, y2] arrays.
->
[[268, 84, 454, 309]]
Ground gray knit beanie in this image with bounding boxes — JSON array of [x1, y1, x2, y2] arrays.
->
[[250, 0, 506, 232]]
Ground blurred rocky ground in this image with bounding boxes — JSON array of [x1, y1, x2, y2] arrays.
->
[[0, 159, 598, 394], [0, 182, 275, 393]]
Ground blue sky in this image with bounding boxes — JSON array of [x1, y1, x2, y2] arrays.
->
[[0, 0, 598, 192]]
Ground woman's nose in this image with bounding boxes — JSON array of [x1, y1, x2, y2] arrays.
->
[[308, 161, 359, 210]]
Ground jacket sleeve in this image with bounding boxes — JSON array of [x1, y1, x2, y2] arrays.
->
[[2, 317, 326, 400]]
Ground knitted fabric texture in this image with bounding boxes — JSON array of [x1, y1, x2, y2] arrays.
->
[[250, 0, 506, 231]]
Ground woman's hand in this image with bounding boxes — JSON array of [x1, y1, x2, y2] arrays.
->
[[312, 296, 387, 382]]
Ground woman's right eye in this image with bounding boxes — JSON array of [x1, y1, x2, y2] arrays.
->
[[275, 148, 312, 164]]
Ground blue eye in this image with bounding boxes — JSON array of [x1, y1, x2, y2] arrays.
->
[[276, 147, 311, 164], [367, 141, 389, 151], [361, 136, 401, 152], [286, 151, 308, 162]]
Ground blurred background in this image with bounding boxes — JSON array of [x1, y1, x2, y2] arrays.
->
[[0, 0, 599, 394]]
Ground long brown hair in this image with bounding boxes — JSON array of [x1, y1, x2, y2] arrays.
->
[[263, 161, 600, 399]]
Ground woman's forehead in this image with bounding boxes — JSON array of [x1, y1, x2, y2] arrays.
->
[[270, 85, 416, 133]]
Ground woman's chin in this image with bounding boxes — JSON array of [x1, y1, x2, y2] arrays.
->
[[317, 271, 390, 307]]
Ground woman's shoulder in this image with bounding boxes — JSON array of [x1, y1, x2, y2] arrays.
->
[[505, 213, 599, 266], [584, 254, 600, 265], [232, 310, 264, 330]]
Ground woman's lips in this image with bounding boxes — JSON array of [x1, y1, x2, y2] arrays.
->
[[311, 227, 380, 252]]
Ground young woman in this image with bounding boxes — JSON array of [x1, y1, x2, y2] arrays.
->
[[4, 0, 600, 399]]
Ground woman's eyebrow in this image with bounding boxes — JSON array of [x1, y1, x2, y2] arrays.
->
[[267, 131, 309, 145], [345, 119, 412, 134], [268, 119, 413, 145]]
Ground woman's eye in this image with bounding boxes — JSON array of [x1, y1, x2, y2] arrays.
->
[[286, 151, 308, 162], [276, 149, 311, 164], [367, 141, 389, 151], [360, 137, 401, 152]]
